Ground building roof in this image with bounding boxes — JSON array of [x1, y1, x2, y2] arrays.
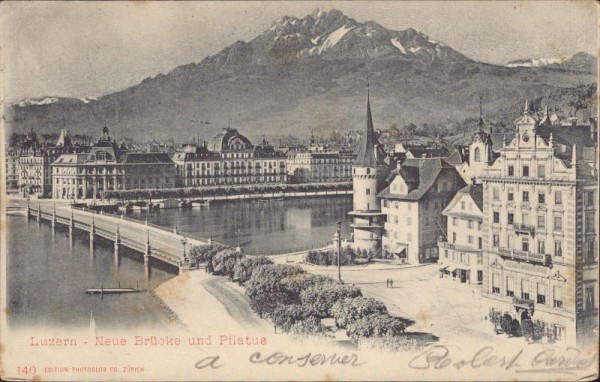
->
[[353, 94, 386, 167], [379, 158, 459, 201], [207, 127, 253, 152], [119, 152, 173, 164], [457, 183, 483, 211]]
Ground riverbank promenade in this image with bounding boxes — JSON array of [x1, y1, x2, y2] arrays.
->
[[25, 201, 210, 273]]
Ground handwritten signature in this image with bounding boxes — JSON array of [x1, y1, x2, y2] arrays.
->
[[195, 352, 363, 369], [408, 345, 597, 375]]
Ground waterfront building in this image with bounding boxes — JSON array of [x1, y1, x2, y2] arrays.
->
[[172, 127, 287, 187], [348, 92, 391, 254], [5, 151, 20, 192], [379, 158, 466, 264], [287, 149, 355, 183], [481, 101, 598, 345], [438, 182, 484, 284], [51, 126, 176, 199]]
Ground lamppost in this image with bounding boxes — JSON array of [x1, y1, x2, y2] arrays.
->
[[181, 237, 188, 265], [336, 221, 342, 283]]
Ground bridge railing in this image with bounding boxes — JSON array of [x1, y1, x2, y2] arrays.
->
[[244, 241, 333, 256]]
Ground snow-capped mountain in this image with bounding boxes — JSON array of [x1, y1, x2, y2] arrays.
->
[[6, 9, 596, 141], [506, 58, 564, 68], [506, 52, 596, 71], [16, 97, 60, 107], [203, 9, 468, 67]]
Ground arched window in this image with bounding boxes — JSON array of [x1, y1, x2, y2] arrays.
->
[[474, 147, 481, 162]]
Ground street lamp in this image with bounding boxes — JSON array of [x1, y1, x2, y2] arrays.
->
[[336, 221, 342, 283], [181, 237, 188, 262]]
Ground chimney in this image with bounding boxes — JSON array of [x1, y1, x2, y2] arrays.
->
[[471, 176, 477, 185], [396, 160, 402, 170]]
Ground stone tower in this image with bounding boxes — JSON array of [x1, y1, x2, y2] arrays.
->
[[348, 89, 390, 254]]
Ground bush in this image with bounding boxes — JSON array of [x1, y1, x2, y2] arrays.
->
[[305, 249, 354, 266], [346, 314, 414, 342], [521, 319, 534, 340], [500, 313, 513, 335], [281, 273, 336, 297], [233, 256, 273, 284], [300, 283, 362, 318], [488, 309, 502, 332], [532, 321, 544, 342], [331, 297, 388, 329], [245, 264, 305, 318], [511, 318, 522, 337]]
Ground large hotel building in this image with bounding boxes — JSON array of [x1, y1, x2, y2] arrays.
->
[[172, 127, 287, 186], [480, 103, 598, 345]]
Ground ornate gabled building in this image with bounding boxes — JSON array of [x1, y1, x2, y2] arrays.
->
[[348, 91, 391, 254], [51, 126, 176, 199], [481, 101, 598, 345], [172, 127, 287, 187]]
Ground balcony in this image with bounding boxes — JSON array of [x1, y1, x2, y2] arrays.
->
[[513, 296, 535, 310], [438, 241, 482, 254], [497, 247, 551, 266], [514, 223, 535, 236]]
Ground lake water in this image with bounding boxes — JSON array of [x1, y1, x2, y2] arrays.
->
[[129, 195, 353, 252], [6, 196, 353, 329]]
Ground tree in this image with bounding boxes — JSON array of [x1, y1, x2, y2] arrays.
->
[[289, 316, 330, 338], [233, 256, 273, 284], [331, 297, 388, 329], [271, 304, 317, 333], [212, 250, 244, 280], [346, 314, 414, 342], [404, 123, 417, 137], [300, 283, 362, 318], [500, 313, 513, 335], [245, 264, 306, 318]]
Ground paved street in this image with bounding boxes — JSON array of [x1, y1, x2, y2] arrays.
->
[[288, 262, 516, 348]]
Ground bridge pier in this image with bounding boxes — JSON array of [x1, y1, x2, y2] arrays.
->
[[37, 203, 41, 222], [69, 208, 74, 237], [89, 213, 95, 245], [114, 224, 121, 267], [51, 203, 56, 229], [144, 229, 151, 283]]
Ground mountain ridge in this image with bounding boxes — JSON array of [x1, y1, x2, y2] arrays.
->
[[6, 8, 596, 142]]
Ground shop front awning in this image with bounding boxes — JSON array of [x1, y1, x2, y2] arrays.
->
[[393, 244, 408, 258]]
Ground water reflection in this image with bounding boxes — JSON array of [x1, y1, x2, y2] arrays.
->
[[135, 196, 353, 252]]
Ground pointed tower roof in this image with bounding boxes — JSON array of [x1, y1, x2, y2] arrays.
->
[[353, 87, 386, 167]]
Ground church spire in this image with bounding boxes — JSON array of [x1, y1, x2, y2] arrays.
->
[[353, 84, 386, 167], [523, 99, 530, 115]]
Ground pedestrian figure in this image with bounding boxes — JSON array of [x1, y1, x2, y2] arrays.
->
[[390, 279, 394, 288]]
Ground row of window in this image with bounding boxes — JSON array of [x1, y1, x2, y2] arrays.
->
[[491, 274, 563, 307], [492, 211, 563, 230], [507, 164, 545, 178], [444, 250, 483, 264], [452, 217, 481, 230], [493, 188, 563, 205], [492, 233, 563, 256]]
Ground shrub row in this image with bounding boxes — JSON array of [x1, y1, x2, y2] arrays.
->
[[192, 244, 419, 350]]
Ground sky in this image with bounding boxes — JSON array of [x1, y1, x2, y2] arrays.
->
[[1, 1, 597, 101]]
